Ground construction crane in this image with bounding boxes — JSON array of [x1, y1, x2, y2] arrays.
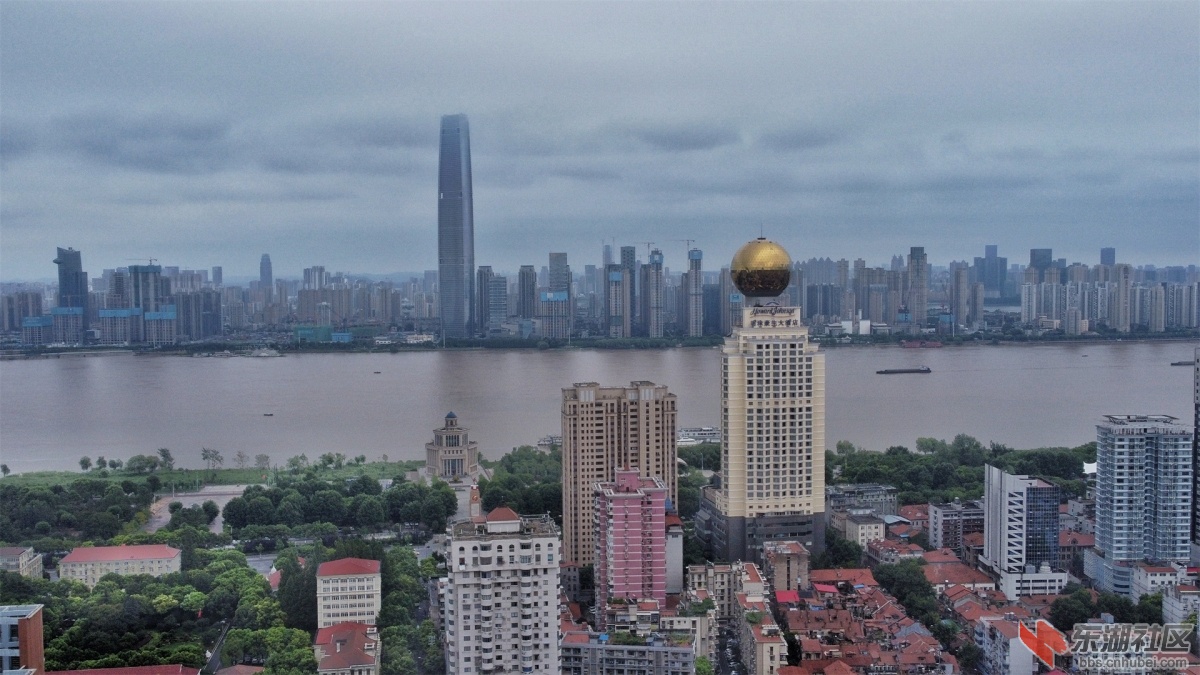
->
[[637, 241, 656, 258], [125, 258, 158, 266], [672, 239, 697, 257]]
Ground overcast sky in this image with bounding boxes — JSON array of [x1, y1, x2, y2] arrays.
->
[[2, 2, 1197, 281]]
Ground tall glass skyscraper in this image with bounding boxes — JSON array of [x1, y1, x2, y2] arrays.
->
[[259, 254, 273, 303], [54, 247, 88, 330], [438, 114, 474, 338]]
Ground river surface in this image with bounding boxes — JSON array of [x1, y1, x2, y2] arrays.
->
[[0, 341, 1194, 474]]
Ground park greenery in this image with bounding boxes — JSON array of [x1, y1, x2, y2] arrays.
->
[[478, 446, 563, 520], [220, 473, 458, 547], [0, 446, 455, 675], [0, 477, 156, 543], [827, 434, 1095, 505], [0, 544, 306, 672], [1048, 584, 1163, 632]]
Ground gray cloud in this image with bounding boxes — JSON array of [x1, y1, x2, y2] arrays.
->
[[628, 123, 742, 153], [0, 1, 1196, 279]]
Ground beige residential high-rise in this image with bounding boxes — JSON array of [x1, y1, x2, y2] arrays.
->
[[561, 381, 677, 567], [697, 238, 826, 563]]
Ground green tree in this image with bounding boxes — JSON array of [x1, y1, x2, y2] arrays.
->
[[157, 448, 175, 470], [355, 495, 386, 528], [201, 500, 220, 524], [278, 554, 318, 632], [1049, 589, 1095, 632], [308, 490, 346, 525], [255, 454, 271, 470], [812, 530, 863, 569], [695, 656, 715, 675], [80, 456, 92, 471], [201, 447, 224, 471]]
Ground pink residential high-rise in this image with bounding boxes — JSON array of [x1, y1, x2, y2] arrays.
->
[[594, 468, 667, 627]]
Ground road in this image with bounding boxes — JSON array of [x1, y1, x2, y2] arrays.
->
[[144, 484, 255, 534]]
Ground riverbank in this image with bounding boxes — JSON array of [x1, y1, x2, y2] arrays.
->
[[0, 460, 423, 485], [5, 329, 1195, 359]]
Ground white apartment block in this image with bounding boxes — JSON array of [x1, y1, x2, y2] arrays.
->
[[0, 547, 42, 579], [441, 507, 561, 674], [316, 558, 382, 628], [1085, 415, 1193, 596], [58, 544, 181, 588]]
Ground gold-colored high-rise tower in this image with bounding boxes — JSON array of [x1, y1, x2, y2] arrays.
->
[[698, 238, 826, 562]]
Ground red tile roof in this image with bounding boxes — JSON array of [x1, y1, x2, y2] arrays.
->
[[314, 622, 378, 671], [1059, 531, 1095, 547], [562, 631, 591, 644], [923, 562, 993, 587], [776, 590, 800, 604], [59, 544, 180, 564], [317, 557, 381, 577], [810, 568, 878, 587], [52, 667, 199, 675], [822, 660, 856, 675], [214, 666, 264, 675], [0, 546, 31, 556], [486, 506, 520, 522], [744, 564, 763, 583], [922, 548, 960, 563]]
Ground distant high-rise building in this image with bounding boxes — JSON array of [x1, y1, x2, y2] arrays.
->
[[303, 265, 328, 290], [128, 265, 168, 313], [210, 266, 223, 287], [1101, 247, 1116, 267], [517, 265, 537, 319], [605, 263, 631, 338], [438, 113, 475, 338], [176, 289, 223, 341], [1085, 415, 1193, 595], [441, 508, 560, 675], [537, 290, 571, 339], [475, 265, 494, 333], [621, 246, 639, 329], [1029, 248, 1053, 283], [981, 465, 1067, 597], [594, 469, 668, 625], [259, 254, 273, 303], [698, 239, 825, 563], [549, 252, 570, 293], [487, 275, 507, 331], [905, 246, 928, 329], [640, 249, 665, 337], [973, 245, 1008, 298], [54, 247, 88, 331], [561, 381, 677, 568], [1111, 263, 1133, 332], [686, 249, 703, 337], [548, 252, 571, 335], [951, 266, 969, 330]]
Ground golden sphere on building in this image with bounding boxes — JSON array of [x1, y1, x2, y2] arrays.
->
[[730, 237, 792, 298]]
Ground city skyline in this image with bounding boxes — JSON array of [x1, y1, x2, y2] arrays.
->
[[2, 3, 1197, 280]]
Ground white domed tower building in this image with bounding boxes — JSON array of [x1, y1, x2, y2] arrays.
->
[[696, 238, 826, 562]]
